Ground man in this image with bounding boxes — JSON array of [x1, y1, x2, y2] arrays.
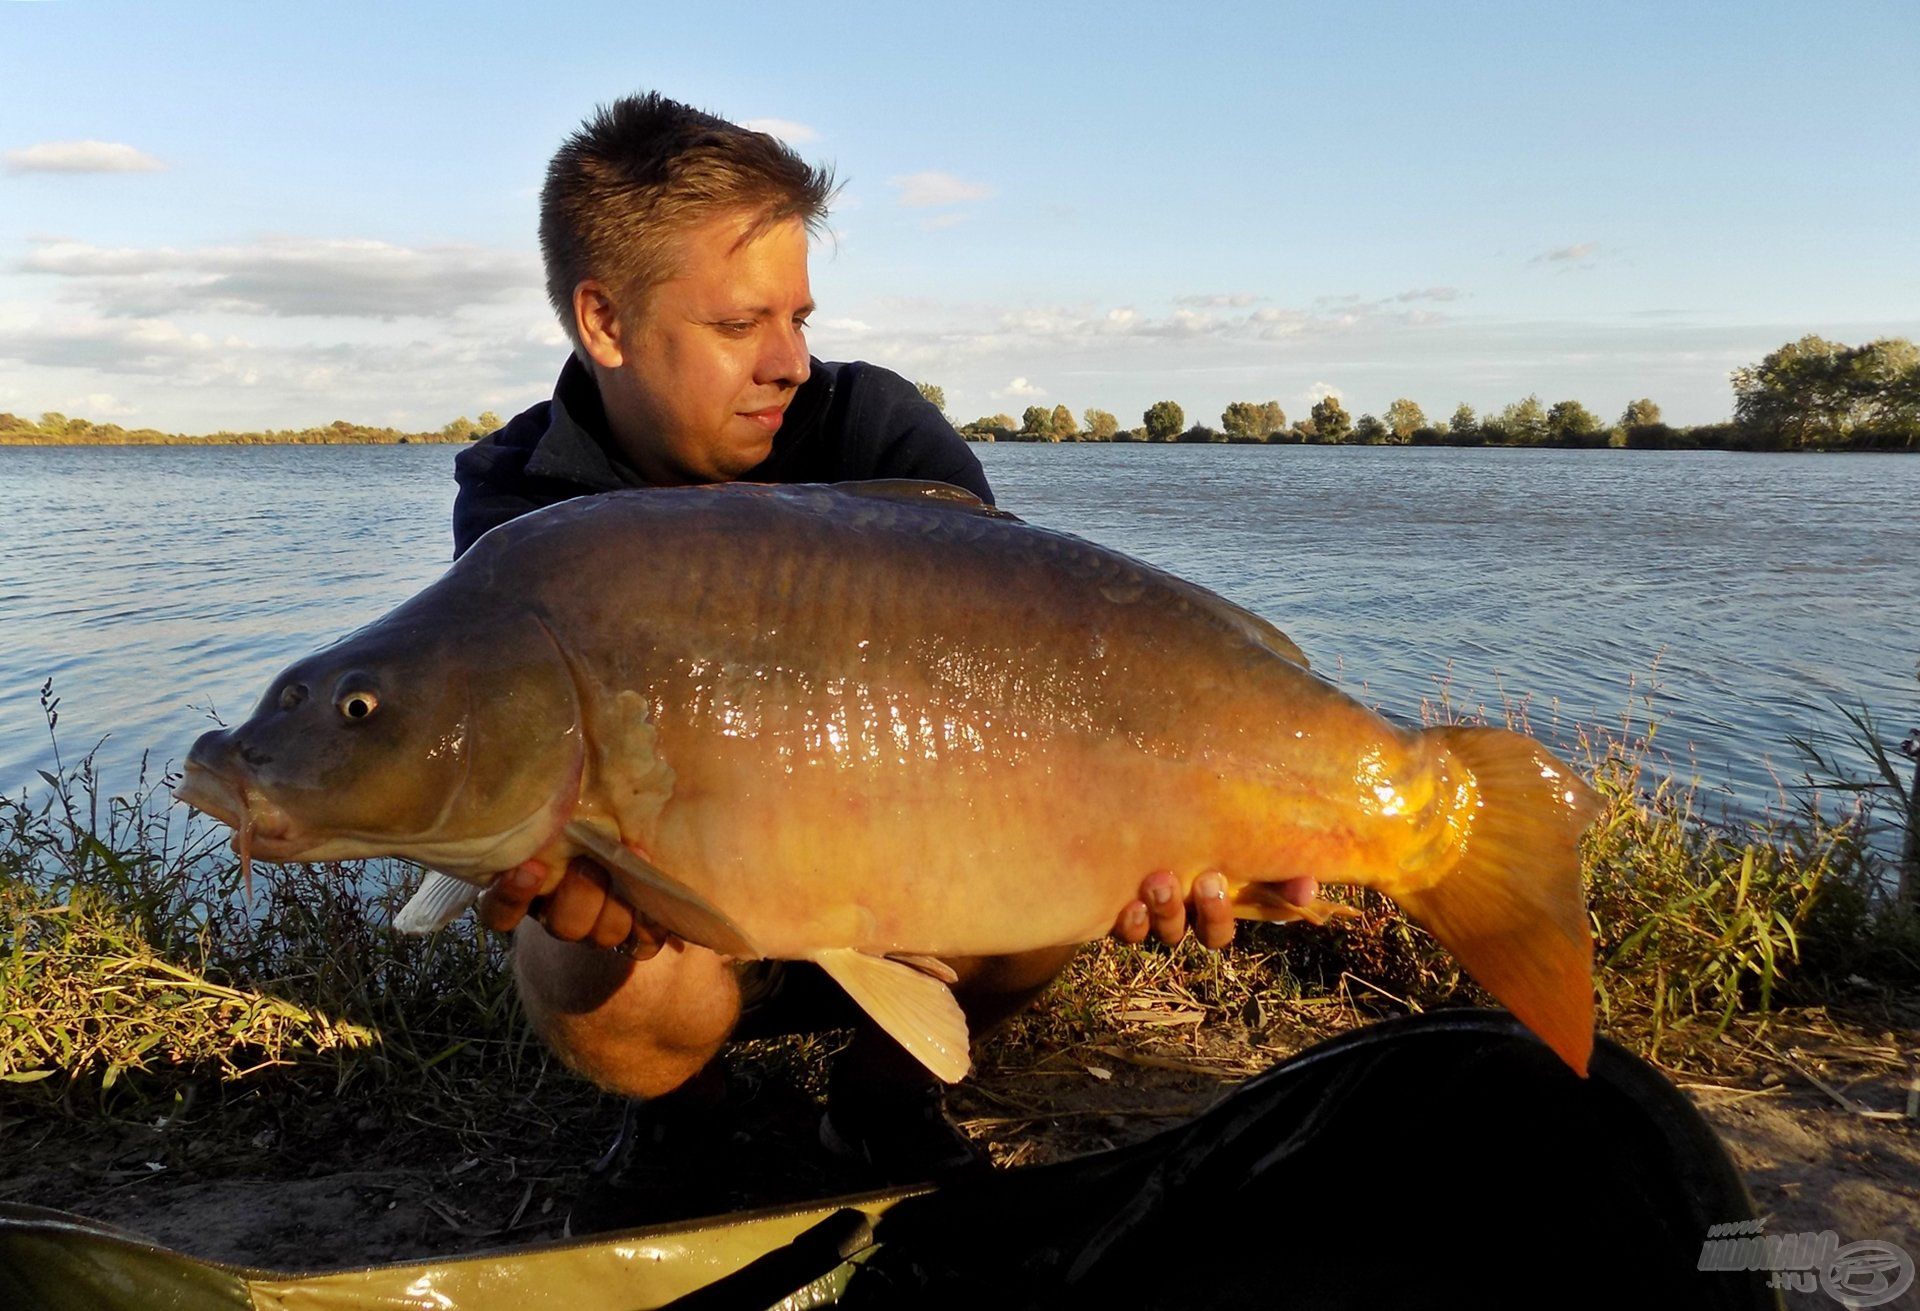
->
[[452, 93, 1306, 1201]]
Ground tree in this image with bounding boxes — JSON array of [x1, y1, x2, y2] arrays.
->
[[1352, 413, 1389, 444], [442, 416, 477, 441], [476, 410, 503, 434], [1620, 397, 1662, 429], [1732, 335, 1847, 448], [959, 413, 1017, 442], [916, 381, 946, 413], [1309, 395, 1351, 444], [1178, 423, 1227, 443], [1447, 403, 1479, 445], [1495, 395, 1547, 445], [1144, 400, 1185, 443], [1623, 421, 1682, 449], [1724, 334, 1919, 449], [1383, 397, 1426, 442], [1082, 408, 1119, 441], [1050, 403, 1077, 441], [1221, 400, 1286, 441], [1545, 399, 1603, 446], [1019, 405, 1056, 441]]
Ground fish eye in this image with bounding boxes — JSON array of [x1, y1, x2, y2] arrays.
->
[[336, 689, 380, 722]]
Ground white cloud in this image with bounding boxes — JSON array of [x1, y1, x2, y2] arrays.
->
[[742, 117, 819, 143], [4, 140, 165, 174], [19, 235, 535, 319], [527, 318, 569, 348], [1535, 242, 1600, 264], [65, 391, 138, 417], [1395, 286, 1462, 303], [821, 317, 872, 334], [993, 376, 1045, 399], [887, 170, 993, 208], [0, 317, 246, 377], [1306, 381, 1343, 403], [920, 212, 969, 231], [1175, 292, 1262, 308], [0, 309, 567, 428], [970, 297, 1434, 346]]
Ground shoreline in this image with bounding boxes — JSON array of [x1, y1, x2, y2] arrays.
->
[[3, 432, 1910, 453], [0, 434, 476, 447]]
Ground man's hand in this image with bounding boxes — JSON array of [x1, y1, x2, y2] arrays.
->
[[1111, 870, 1318, 950], [477, 856, 670, 958]]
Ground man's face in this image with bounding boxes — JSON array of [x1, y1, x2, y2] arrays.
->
[[586, 212, 814, 485]]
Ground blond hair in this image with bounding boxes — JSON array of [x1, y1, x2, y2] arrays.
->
[[540, 93, 834, 350]]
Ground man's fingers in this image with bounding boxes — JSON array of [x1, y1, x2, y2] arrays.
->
[[539, 860, 611, 942], [1141, 869, 1186, 946], [586, 893, 635, 950], [1191, 872, 1235, 950], [619, 925, 666, 962], [1112, 900, 1151, 945], [479, 854, 672, 956], [477, 862, 545, 934], [1276, 875, 1318, 909]]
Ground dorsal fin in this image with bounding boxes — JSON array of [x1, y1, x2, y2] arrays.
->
[[831, 480, 1022, 520], [1176, 582, 1312, 669]]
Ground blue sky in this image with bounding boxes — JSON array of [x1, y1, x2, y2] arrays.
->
[[2, 0, 1915, 431]]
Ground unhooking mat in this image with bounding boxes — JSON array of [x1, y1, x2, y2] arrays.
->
[[0, 1011, 1781, 1309]]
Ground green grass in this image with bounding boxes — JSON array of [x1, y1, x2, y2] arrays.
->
[[1, 710, 556, 1122]]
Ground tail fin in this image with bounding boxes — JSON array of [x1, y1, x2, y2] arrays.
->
[[1393, 726, 1599, 1076]]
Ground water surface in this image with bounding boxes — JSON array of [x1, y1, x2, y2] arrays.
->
[[1, 442, 1914, 832]]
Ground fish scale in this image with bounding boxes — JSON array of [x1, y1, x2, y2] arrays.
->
[[177, 480, 1600, 1084]]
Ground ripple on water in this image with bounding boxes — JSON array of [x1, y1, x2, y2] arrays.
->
[[2, 443, 1916, 832]]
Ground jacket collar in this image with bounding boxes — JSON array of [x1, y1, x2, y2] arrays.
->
[[521, 354, 834, 489]]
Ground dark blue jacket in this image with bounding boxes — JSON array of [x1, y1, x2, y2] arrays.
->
[[452, 355, 990, 557]]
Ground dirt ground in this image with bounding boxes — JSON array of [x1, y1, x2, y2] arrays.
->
[[3, 1009, 1915, 1308]]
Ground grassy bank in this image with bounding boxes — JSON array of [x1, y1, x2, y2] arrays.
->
[[3, 700, 1916, 1126], [0, 414, 491, 446]]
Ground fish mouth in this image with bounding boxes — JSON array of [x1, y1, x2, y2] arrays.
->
[[173, 764, 315, 864]]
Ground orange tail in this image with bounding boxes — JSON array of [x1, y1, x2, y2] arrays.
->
[[1392, 725, 1599, 1075]]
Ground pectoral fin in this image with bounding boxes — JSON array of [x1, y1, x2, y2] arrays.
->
[[393, 870, 483, 933], [886, 952, 961, 985], [1232, 884, 1363, 927], [564, 821, 760, 959], [811, 949, 972, 1083]]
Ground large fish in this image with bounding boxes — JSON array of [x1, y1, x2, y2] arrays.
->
[[175, 482, 1598, 1081]]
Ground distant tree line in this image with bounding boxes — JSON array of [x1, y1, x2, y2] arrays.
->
[[11, 333, 1913, 453], [0, 411, 505, 446], [927, 335, 1920, 452]]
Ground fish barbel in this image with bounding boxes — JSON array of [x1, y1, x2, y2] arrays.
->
[[176, 482, 1598, 1080]]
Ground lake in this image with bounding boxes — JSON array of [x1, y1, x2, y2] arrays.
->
[[1, 442, 1915, 836]]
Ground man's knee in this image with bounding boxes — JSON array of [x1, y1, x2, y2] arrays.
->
[[948, 943, 1081, 1032], [512, 922, 744, 1099]]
